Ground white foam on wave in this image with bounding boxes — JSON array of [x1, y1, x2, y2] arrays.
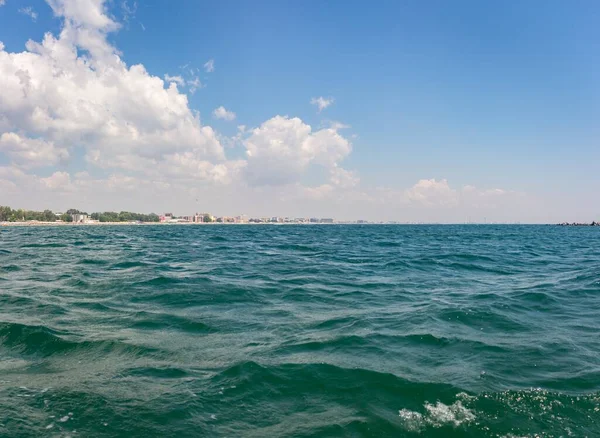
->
[[424, 401, 475, 427], [397, 409, 424, 432], [398, 399, 475, 432], [456, 391, 476, 402]]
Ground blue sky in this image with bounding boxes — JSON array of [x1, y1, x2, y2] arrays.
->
[[0, 0, 598, 222]]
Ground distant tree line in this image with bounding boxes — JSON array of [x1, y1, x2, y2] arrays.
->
[[90, 211, 160, 222], [0, 206, 159, 223], [0, 206, 58, 222]]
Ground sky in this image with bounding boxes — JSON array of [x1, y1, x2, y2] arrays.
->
[[0, 0, 598, 222]]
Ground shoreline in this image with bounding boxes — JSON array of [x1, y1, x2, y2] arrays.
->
[[2, 221, 593, 227], [1, 221, 352, 226]]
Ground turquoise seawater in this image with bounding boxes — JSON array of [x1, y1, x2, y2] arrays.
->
[[1, 225, 599, 437]]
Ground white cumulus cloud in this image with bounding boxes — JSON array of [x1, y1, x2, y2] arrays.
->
[[400, 179, 517, 210], [405, 178, 458, 206], [188, 76, 202, 93], [243, 116, 352, 186], [0, 0, 231, 184], [164, 74, 185, 86], [121, 0, 137, 24], [311, 96, 334, 113], [213, 106, 236, 121], [41, 171, 72, 190], [330, 166, 359, 188], [204, 59, 214, 73], [19, 6, 38, 21], [0, 132, 69, 168]]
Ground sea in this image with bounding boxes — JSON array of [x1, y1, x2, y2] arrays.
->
[[0, 224, 599, 437]]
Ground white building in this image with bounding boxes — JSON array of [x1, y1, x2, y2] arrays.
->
[[72, 214, 88, 223]]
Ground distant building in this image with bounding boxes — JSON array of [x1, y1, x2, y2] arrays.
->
[[159, 213, 175, 223], [320, 218, 334, 224], [196, 213, 214, 223], [72, 214, 88, 223]]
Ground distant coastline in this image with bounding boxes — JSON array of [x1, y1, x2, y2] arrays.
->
[[557, 222, 599, 227], [1, 205, 598, 226], [1, 221, 349, 226], [2, 221, 599, 227]]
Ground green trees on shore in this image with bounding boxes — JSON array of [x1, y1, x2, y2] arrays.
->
[[0, 206, 56, 222], [0, 206, 159, 223], [90, 212, 159, 222]]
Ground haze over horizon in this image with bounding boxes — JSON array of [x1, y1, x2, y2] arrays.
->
[[0, 0, 598, 223]]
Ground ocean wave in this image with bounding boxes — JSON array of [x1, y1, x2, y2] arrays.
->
[[398, 399, 475, 431], [3, 357, 600, 436], [132, 275, 183, 287], [110, 260, 150, 270], [128, 283, 259, 307], [79, 258, 109, 265], [19, 243, 67, 248], [435, 308, 532, 332], [0, 321, 166, 359], [208, 235, 229, 242], [128, 311, 215, 333], [374, 240, 403, 247], [272, 332, 510, 363], [444, 261, 515, 275], [308, 315, 366, 331], [273, 243, 323, 253], [508, 290, 561, 306], [121, 366, 190, 379]]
